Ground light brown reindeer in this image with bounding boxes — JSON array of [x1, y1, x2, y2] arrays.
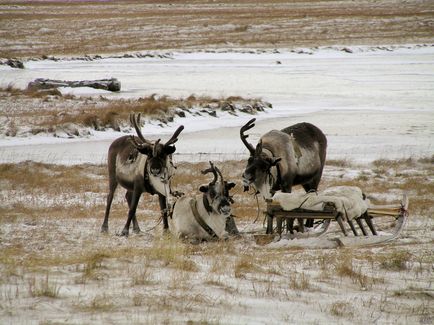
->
[[101, 113, 184, 236], [169, 161, 236, 241]]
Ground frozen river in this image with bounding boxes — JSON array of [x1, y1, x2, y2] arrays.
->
[[0, 46, 433, 164]]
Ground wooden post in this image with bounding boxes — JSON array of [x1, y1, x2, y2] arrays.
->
[[266, 214, 274, 234], [276, 216, 283, 235], [347, 218, 359, 236], [336, 214, 348, 236], [355, 218, 368, 236], [364, 215, 378, 236]]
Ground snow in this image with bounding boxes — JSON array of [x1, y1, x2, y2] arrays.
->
[[0, 45, 433, 165]]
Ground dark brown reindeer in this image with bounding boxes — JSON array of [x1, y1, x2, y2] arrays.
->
[[101, 113, 184, 236], [240, 118, 327, 233]]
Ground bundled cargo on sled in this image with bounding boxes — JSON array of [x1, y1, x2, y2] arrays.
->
[[256, 186, 408, 248]]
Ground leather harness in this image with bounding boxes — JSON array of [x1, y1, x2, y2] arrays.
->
[[189, 197, 218, 239]]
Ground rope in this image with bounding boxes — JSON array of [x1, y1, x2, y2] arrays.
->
[[253, 193, 260, 224], [145, 214, 163, 232]]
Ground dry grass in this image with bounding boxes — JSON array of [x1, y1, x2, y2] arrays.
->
[[326, 159, 353, 168], [0, 161, 105, 193], [378, 250, 411, 271], [288, 272, 311, 291], [0, 157, 433, 323], [1, 1, 433, 58], [330, 301, 354, 318], [130, 264, 153, 286], [0, 87, 262, 136], [234, 254, 258, 278], [75, 294, 116, 312], [27, 274, 61, 298]]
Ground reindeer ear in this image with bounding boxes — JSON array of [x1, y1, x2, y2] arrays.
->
[[255, 140, 263, 156], [226, 182, 236, 190], [164, 145, 176, 155], [199, 185, 209, 193]]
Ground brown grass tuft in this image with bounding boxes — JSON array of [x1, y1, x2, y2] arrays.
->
[[330, 301, 354, 317], [28, 274, 61, 298], [289, 272, 311, 290], [379, 250, 411, 271]]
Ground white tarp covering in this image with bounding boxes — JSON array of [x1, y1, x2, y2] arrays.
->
[[272, 186, 369, 220]]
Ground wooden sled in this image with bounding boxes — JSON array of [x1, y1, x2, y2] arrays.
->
[[256, 194, 409, 248]]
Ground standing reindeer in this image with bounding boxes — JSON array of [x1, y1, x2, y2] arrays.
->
[[101, 113, 184, 236], [240, 118, 327, 233]]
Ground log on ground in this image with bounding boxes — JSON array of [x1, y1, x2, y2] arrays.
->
[[27, 78, 121, 92]]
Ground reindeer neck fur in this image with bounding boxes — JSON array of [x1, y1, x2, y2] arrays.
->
[[254, 146, 279, 199], [115, 148, 171, 196], [194, 195, 226, 238]]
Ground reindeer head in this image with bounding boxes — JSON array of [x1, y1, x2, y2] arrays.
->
[[200, 161, 236, 216], [240, 118, 281, 198], [129, 113, 184, 179]]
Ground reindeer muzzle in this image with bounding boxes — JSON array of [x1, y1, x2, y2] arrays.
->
[[219, 205, 231, 216], [242, 176, 252, 192]]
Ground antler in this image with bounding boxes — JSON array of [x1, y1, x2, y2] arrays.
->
[[129, 113, 153, 148], [165, 125, 185, 147], [201, 161, 218, 185], [214, 165, 224, 183], [240, 118, 256, 155]]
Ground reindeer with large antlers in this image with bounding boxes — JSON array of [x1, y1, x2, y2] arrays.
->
[[101, 113, 184, 236], [169, 161, 236, 241], [240, 118, 327, 233]]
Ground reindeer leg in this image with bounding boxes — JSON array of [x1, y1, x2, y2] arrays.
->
[[158, 194, 169, 230], [101, 178, 117, 233], [120, 190, 141, 237], [126, 191, 141, 234]]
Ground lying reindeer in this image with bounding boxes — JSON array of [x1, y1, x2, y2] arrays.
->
[[240, 118, 327, 232], [170, 161, 236, 241], [101, 113, 184, 236]]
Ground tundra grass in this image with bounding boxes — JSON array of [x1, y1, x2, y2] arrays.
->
[[0, 88, 261, 135], [2, 1, 433, 58], [0, 158, 433, 323]]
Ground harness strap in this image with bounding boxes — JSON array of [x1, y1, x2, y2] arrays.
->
[[262, 148, 282, 192], [143, 158, 156, 195], [202, 195, 213, 214], [273, 162, 283, 192], [190, 198, 218, 239]]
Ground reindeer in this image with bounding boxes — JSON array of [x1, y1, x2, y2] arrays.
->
[[169, 161, 236, 241], [240, 118, 327, 233], [101, 113, 184, 236]]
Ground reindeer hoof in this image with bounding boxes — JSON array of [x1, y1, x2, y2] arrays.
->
[[117, 229, 129, 237], [101, 226, 108, 233], [133, 227, 141, 234]]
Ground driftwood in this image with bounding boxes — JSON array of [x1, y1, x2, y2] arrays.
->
[[27, 78, 121, 92], [6, 59, 25, 69]]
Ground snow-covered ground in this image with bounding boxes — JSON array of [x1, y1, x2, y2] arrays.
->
[[0, 46, 433, 164], [1, 46, 433, 325]]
